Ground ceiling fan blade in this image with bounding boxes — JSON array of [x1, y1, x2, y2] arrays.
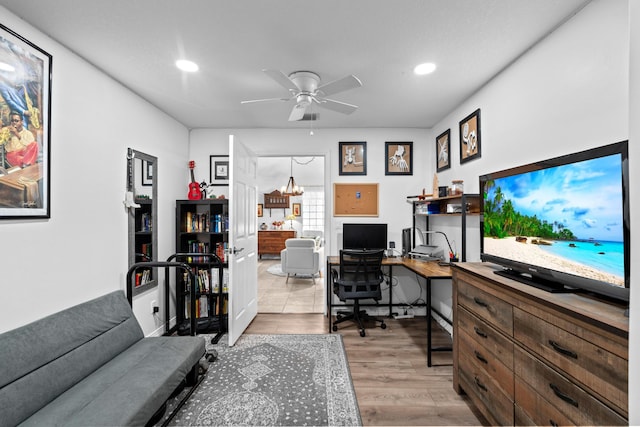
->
[[315, 74, 362, 97], [316, 98, 358, 115], [263, 69, 299, 92], [240, 97, 291, 105], [288, 103, 307, 121]]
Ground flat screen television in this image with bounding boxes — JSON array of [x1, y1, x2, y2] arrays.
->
[[479, 141, 629, 303], [343, 223, 388, 251]]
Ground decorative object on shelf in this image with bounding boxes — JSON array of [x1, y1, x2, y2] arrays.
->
[[260, 222, 268, 230], [209, 155, 229, 186], [436, 129, 451, 172], [339, 141, 366, 175], [272, 220, 284, 230], [292, 202, 301, 216], [0, 24, 52, 219], [385, 142, 413, 175], [451, 179, 464, 195], [263, 189, 289, 209], [286, 213, 296, 229], [459, 108, 481, 163], [281, 157, 304, 196], [257, 203, 263, 217], [187, 161, 202, 200]]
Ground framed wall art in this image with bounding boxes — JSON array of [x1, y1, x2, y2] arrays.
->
[[385, 142, 413, 175], [0, 24, 52, 219], [292, 202, 301, 216], [436, 129, 451, 172], [257, 203, 263, 217], [339, 141, 366, 175], [209, 155, 229, 186], [141, 160, 153, 186], [459, 109, 481, 164]]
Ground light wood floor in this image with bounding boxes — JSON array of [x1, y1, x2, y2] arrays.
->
[[258, 259, 324, 313], [245, 313, 486, 426]]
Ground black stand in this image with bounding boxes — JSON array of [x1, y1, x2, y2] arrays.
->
[[494, 269, 577, 294]]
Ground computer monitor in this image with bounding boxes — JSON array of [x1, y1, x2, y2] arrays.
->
[[343, 223, 388, 251]]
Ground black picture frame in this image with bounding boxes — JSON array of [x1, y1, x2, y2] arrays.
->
[[209, 155, 229, 186], [0, 24, 52, 219], [436, 129, 451, 172], [459, 109, 481, 164], [339, 141, 366, 175], [141, 160, 153, 186], [385, 142, 413, 175]]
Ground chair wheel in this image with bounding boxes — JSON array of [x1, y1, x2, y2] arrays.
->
[[332, 324, 338, 332], [360, 329, 366, 337], [381, 323, 387, 330]]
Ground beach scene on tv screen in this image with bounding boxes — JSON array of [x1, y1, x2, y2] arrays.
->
[[483, 154, 624, 287]]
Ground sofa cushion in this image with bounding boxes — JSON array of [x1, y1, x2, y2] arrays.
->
[[20, 336, 205, 426], [0, 291, 144, 426]]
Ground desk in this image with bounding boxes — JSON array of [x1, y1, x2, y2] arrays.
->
[[326, 256, 452, 366]]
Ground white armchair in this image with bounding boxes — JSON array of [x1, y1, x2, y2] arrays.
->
[[280, 238, 322, 283]]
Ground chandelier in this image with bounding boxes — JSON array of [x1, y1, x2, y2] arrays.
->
[[281, 158, 304, 196]]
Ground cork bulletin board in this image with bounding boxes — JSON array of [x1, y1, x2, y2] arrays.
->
[[333, 183, 379, 217]]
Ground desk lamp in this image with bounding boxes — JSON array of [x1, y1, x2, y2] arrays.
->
[[423, 230, 457, 262]]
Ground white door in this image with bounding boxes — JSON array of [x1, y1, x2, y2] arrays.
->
[[227, 135, 258, 346]]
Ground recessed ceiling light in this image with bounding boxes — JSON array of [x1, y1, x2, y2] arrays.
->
[[414, 62, 436, 75], [0, 62, 15, 72], [176, 59, 199, 72]]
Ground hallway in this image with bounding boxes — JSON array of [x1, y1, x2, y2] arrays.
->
[[257, 258, 324, 313]]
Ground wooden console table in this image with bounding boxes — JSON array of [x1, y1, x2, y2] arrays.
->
[[452, 262, 628, 426], [258, 230, 296, 258]]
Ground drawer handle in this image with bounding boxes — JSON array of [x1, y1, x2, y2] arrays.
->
[[474, 350, 488, 364], [548, 340, 578, 359], [474, 376, 487, 392], [473, 297, 488, 307], [473, 326, 488, 338], [549, 383, 579, 408]]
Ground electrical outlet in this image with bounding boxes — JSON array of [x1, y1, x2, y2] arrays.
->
[[389, 241, 395, 248], [151, 300, 158, 315]]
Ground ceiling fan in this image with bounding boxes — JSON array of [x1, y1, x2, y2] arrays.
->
[[241, 69, 362, 121]]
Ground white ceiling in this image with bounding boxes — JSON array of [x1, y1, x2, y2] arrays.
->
[[0, 0, 590, 130]]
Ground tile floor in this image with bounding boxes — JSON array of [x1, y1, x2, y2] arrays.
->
[[257, 258, 325, 313]]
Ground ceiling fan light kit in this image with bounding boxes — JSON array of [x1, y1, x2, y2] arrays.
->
[[242, 69, 362, 122]]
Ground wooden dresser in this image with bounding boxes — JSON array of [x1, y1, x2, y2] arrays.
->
[[258, 230, 296, 258], [452, 262, 628, 426]]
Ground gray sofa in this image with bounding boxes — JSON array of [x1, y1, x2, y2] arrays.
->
[[0, 290, 205, 426]]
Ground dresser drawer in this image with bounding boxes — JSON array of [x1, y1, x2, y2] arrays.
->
[[514, 346, 627, 425], [459, 353, 514, 426], [514, 307, 627, 416], [458, 307, 513, 370], [459, 327, 513, 398], [457, 278, 513, 336]]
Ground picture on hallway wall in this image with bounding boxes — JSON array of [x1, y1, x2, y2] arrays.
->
[[209, 155, 229, 186], [459, 109, 481, 164], [339, 141, 366, 175], [436, 129, 451, 172], [385, 142, 413, 175], [257, 203, 263, 217], [293, 202, 301, 216], [0, 24, 52, 219]]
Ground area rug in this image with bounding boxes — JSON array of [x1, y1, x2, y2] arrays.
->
[[266, 264, 316, 280], [161, 334, 361, 426]]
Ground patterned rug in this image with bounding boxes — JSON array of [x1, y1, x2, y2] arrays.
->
[[161, 334, 361, 426]]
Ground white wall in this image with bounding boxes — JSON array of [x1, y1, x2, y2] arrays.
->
[[0, 8, 190, 335], [627, 1, 639, 423]]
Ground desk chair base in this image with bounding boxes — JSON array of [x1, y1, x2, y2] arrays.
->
[[332, 306, 387, 337]]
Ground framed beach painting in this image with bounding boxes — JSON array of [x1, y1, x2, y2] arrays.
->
[[0, 24, 52, 219]]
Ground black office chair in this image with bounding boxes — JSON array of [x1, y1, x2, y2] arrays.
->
[[331, 249, 387, 337]]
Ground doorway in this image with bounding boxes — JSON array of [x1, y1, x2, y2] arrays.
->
[[256, 156, 325, 314]]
